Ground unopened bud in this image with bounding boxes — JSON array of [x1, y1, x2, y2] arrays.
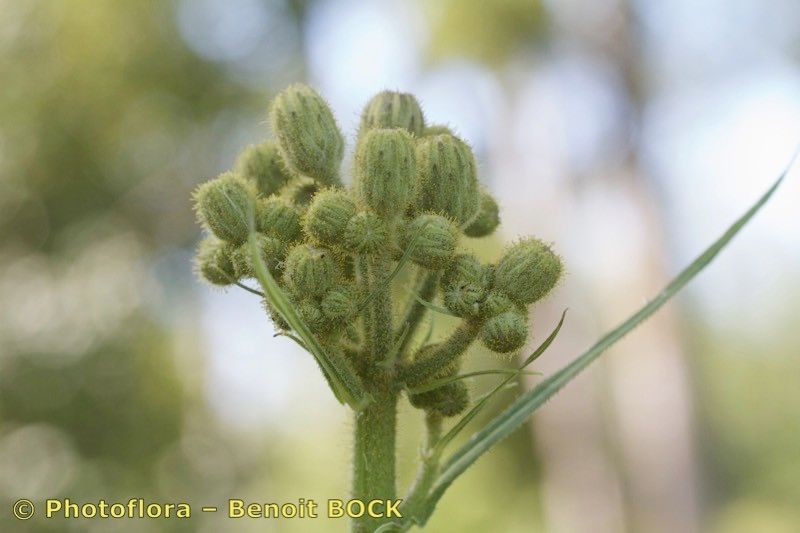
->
[[359, 91, 425, 136], [304, 189, 357, 246], [344, 211, 389, 255], [354, 128, 416, 217], [283, 244, 340, 298], [235, 141, 293, 197], [464, 191, 500, 237], [269, 84, 344, 185], [229, 234, 286, 278], [423, 124, 455, 137], [409, 381, 469, 417], [195, 237, 238, 286], [481, 311, 528, 353], [415, 134, 480, 225], [402, 214, 459, 269], [494, 238, 563, 305], [257, 196, 302, 243], [320, 285, 358, 322], [193, 172, 255, 245]]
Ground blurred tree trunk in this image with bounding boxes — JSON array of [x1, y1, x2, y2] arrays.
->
[[517, 3, 703, 532]]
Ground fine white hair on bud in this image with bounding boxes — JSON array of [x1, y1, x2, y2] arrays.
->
[[402, 213, 459, 269], [269, 83, 344, 186], [354, 128, 416, 217], [494, 238, 563, 305], [304, 189, 357, 247], [235, 141, 294, 197], [414, 133, 480, 225], [359, 90, 426, 137], [193, 172, 256, 246], [464, 191, 500, 237], [283, 243, 340, 298]]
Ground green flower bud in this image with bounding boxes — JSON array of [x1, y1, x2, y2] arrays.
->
[[423, 124, 455, 137], [409, 381, 469, 418], [195, 237, 238, 286], [494, 238, 563, 305], [359, 91, 425, 136], [262, 298, 290, 331], [354, 128, 416, 217], [478, 290, 515, 319], [281, 176, 320, 207], [441, 254, 487, 289], [193, 172, 255, 245], [415, 134, 480, 225], [320, 285, 357, 322], [481, 311, 528, 353], [269, 84, 344, 185], [402, 214, 459, 269], [464, 191, 500, 237], [235, 141, 293, 197], [257, 196, 302, 242], [298, 300, 329, 333], [304, 189, 357, 246], [229, 234, 286, 278], [344, 211, 389, 255], [283, 244, 339, 298]]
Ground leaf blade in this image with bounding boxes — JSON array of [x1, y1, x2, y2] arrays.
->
[[421, 166, 790, 523]]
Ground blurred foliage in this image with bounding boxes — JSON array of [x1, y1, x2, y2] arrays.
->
[[0, 1, 299, 531], [423, 0, 547, 65]]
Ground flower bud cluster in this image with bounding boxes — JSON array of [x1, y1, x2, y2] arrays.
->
[[192, 84, 563, 420]]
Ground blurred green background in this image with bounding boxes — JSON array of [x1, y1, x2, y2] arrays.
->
[[1, 1, 798, 532]]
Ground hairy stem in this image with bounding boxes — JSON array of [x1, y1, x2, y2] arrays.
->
[[395, 270, 440, 360], [397, 413, 443, 531], [401, 320, 481, 385], [352, 390, 398, 533]]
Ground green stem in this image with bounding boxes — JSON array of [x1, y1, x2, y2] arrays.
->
[[397, 413, 442, 531], [352, 391, 398, 533], [395, 271, 440, 360], [401, 321, 481, 386], [368, 255, 394, 366]]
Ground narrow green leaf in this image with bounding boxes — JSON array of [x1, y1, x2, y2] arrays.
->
[[406, 369, 540, 395], [249, 232, 370, 410], [408, 292, 461, 319], [432, 310, 567, 459], [422, 168, 789, 522]]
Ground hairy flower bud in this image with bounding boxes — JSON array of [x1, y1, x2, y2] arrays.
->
[[478, 290, 515, 319], [359, 91, 425, 136], [344, 211, 389, 254], [464, 191, 500, 237], [354, 128, 416, 217], [229, 234, 286, 278], [235, 141, 293, 197], [481, 311, 528, 353], [283, 244, 339, 298], [195, 237, 238, 286], [423, 124, 455, 136], [269, 84, 344, 185], [257, 196, 302, 243], [320, 285, 358, 322], [193, 172, 255, 245], [415, 134, 480, 225], [298, 300, 329, 333], [440, 255, 489, 317], [304, 189, 357, 246], [409, 381, 469, 417], [402, 214, 459, 269], [494, 238, 563, 305]]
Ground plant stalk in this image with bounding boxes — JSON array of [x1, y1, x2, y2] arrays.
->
[[352, 390, 398, 533]]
